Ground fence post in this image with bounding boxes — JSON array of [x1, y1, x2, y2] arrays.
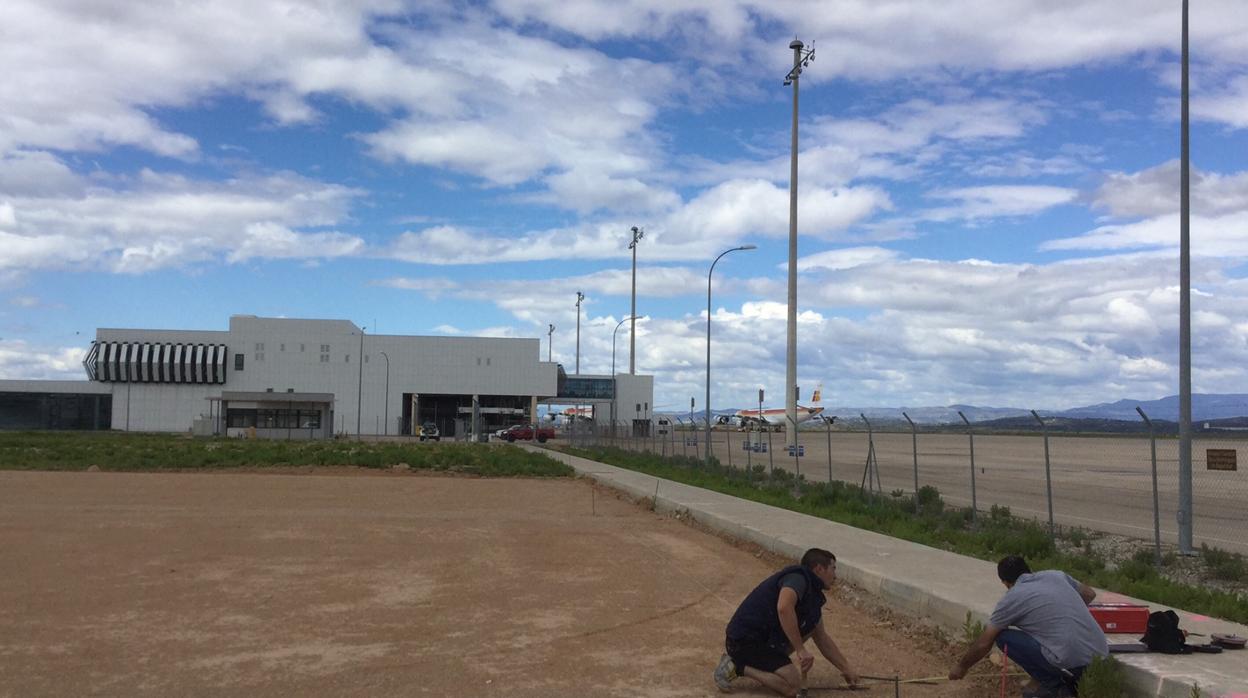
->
[[791, 417, 800, 485], [824, 416, 835, 485], [726, 425, 733, 471], [1136, 406, 1163, 565], [767, 426, 774, 477], [1031, 410, 1056, 541], [903, 411, 918, 503], [958, 411, 977, 523], [860, 413, 880, 494]]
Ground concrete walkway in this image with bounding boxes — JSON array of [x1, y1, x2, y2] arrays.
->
[[528, 445, 1248, 698]]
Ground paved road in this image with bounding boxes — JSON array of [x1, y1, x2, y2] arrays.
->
[[626, 428, 1248, 555]]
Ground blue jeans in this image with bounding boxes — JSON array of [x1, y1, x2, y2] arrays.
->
[[996, 629, 1083, 694]]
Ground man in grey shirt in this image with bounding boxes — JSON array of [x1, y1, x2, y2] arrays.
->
[[949, 556, 1108, 698]]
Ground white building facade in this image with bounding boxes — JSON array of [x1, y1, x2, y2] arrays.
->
[[1, 315, 655, 439]]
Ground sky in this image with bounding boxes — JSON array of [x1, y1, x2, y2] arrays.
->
[[2, 0, 1248, 412]]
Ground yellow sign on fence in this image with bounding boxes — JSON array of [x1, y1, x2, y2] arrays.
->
[[1207, 449, 1238, 471]]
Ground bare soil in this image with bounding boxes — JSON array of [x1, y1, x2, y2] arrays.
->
[[0, 470, 1006, 697]]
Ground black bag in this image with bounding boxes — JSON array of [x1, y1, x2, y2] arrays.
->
[[1140, 610, 1189, 654]]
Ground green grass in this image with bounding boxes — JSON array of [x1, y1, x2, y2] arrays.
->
[[0, 431, 573, 477], [561, 445, 1248, 625]]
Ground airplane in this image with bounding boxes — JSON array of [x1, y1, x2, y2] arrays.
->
[[718, 387, 825, 431], [545, 406, 595, 424]]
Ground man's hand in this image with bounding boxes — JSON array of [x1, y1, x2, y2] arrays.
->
[[841, 667, 860, 686], [948, 664, 967, 681], [795, 648, 815, 672]]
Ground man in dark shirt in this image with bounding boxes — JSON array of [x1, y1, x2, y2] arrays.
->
[[713, 548, 859, 696]]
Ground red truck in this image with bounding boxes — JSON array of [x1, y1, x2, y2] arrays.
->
[[502, 424, 556, 443]]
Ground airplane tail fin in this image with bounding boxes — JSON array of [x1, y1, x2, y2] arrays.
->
[[812, 384, 823, 404]]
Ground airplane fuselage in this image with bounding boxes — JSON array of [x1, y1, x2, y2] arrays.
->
[[731, 406, 824, 429]]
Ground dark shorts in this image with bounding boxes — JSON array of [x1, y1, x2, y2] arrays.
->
[[726, 637, 792, 674]]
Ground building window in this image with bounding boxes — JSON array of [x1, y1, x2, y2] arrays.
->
[[345, 354, 350, 363], [486, 357, 491, 366], [476, 357, 481, 366], [320, 353, 329, 363], [234, 353, 244, 371], [226, 408, 257, 428], [300, 344, 306, 352], [255, 352, 264, 362], [255, 342, 265, 351], [320, 344, 330, 352], [364, 354, 369, 363], [279, 343, 285, 352]]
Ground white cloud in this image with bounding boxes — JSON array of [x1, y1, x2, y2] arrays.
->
[[1094, 160, 1248, 218], [1043, 211, 1248, 258], [796, 246, 899, 272], [0, 156, 364, 273], [921, 185, 1078, 222], [0, 340, 86, 380]]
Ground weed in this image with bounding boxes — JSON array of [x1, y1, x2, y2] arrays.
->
[[889, 488, 905, 499], [1201, 543, 1247, 581], [0, 432, 573, 477], [961, 611, 985, 646], [1077, 655, 1126, 698]]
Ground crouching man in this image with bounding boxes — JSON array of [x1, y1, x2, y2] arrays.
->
[[950, 555, 1108, 698], [713, 548, 859, 696]]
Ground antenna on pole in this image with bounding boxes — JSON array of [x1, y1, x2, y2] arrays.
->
[[628, 226, 644, 375], [782, 38, 813, 452]]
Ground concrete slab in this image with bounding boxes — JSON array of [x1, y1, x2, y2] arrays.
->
[[531, 446, 1248, 698]]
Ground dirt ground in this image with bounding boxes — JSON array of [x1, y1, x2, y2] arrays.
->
[[0, 469, 1008, 697]]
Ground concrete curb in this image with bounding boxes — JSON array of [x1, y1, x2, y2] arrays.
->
[[527, 445, 1248, 698]]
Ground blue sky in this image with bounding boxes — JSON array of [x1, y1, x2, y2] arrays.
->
[[2, 0, 1248, 411]]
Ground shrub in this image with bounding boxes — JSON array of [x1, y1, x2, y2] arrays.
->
[[1201, 544, 1247, 581], [1077, 655, 1126, 698]]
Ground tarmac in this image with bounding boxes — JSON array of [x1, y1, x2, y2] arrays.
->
[[527, 445, 1248, 698]]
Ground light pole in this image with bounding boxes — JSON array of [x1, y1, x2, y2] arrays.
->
[[1177, 0, 1194, 554], [611, 315, 638, 438], [706, 244, 757, 464], [547, 323, 555, 362], [379, 351, 390, 436], [783, 39, 814, 447], [356, 325, 365, 438], [628, 226, 644, 375], [575, 291, 584, 374]]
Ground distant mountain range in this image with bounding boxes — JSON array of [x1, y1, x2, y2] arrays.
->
[[666, 394, 1248, 428]]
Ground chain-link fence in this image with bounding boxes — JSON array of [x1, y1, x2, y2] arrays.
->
[[564, 415, 1248, 557]]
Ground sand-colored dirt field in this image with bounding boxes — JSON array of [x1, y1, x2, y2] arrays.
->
[[0, 469, 1006, 696]]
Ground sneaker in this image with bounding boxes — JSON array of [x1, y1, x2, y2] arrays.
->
[[713, 653, 737, 692]]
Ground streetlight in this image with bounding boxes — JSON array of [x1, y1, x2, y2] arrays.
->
[[575, 291, 585, 374], [706, 244, 757, 463], [612, 315, 639, 438], [356, 325, 365, 438], [547, 323, 555, 362], [628, 226, 644, 375], [379, 351, 390, 436]]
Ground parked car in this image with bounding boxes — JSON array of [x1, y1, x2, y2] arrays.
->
[[419, 421, 440, 442], [502, 424, 555, 443]]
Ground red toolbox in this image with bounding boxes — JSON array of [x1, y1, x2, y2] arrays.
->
[[1088, 603, 1150, 634]]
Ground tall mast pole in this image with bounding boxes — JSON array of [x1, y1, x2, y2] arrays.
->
[[1178, 0, 1193, 554]]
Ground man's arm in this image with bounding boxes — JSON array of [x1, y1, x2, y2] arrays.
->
[[812, 621, 858, 686], [949, 624, 1002, 680], [776, 587, 813, 671], [1077, 582, 1096, 605]]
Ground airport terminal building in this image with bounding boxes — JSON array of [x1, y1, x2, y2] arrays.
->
[[0, 315, 654, 439]]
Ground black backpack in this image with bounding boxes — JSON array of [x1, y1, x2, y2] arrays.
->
[[1140, 610, 1188, 654]]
